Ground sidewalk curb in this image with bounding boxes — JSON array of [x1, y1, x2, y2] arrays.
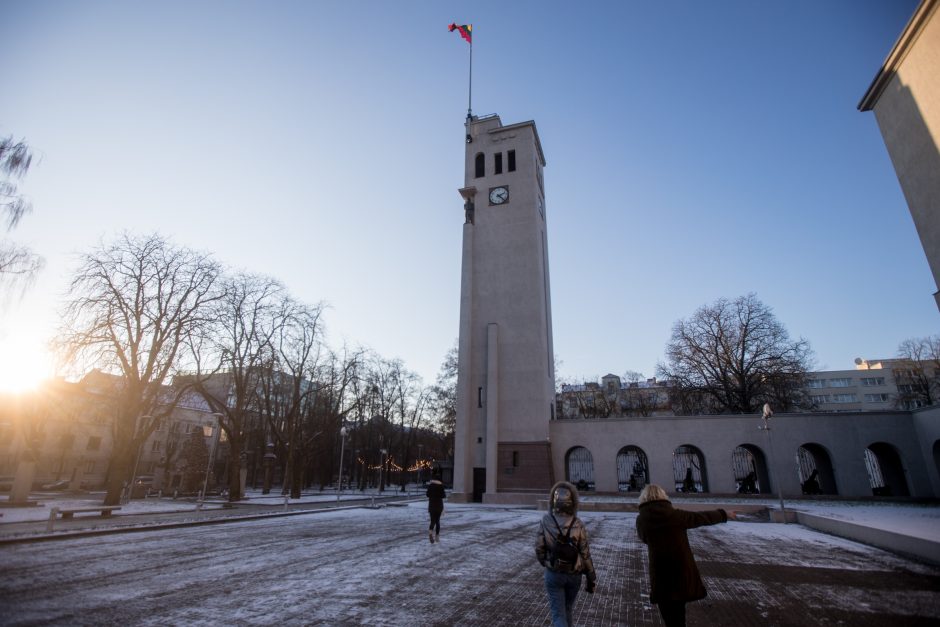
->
[[794, 511, 940, 566], [0, 499, 422, 546]]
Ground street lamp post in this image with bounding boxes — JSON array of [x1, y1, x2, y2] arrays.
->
[[759, 403, 787, 522], [262, 442, 276, 495], [198, 412, 223, 510], [337, 426, 347, 502]]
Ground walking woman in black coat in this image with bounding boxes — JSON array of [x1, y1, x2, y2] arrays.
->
[[636, 484, 735, 627]]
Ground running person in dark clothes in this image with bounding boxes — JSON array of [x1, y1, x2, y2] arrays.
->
[[426, 476, 446, 543]]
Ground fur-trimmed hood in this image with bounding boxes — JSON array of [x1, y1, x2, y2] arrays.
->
[[548, 480, 580, 515]]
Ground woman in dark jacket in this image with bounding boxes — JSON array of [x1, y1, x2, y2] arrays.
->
[[636, 484, 735, 627], [535, 481, 598, 627], [426, 477, 446, 543]]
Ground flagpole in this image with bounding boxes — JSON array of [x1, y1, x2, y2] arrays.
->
[[467, 37, 473, 119]]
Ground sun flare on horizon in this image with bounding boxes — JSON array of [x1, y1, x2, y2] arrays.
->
[[0, 333, 54, 394]]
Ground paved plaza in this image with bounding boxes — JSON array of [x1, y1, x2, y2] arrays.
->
[[1, 501, 939, 626]]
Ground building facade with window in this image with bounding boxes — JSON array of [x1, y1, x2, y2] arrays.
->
[[808, 358, 938, 412], [0, 372, 219, 492]]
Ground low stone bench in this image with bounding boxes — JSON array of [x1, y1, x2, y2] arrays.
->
[[46, 506, 121, 531]]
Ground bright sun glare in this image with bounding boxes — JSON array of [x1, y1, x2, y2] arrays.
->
[[0, 334, 53, 394]]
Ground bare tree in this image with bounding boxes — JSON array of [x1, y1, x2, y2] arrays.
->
[[56, 233, 221, 505], [188, 273, 284, 502], [259, 298, 326, 498], [557, 379, 618, 419], [895, 335, 940, 409], [428, 342, 457, 456], [388, 361, 430, 492], [657, 293, 814, 414], [0, 136, 43, 295], [304, 346, 363, 490], [178, 428, 210, 493]]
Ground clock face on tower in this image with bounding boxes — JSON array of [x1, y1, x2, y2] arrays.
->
[[489, 186, 509, 205]]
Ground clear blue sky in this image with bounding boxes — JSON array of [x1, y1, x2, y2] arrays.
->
[[0, 0, 933, 388]]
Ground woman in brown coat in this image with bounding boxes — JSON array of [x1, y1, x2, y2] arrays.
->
[[635, 484, 735, 627]]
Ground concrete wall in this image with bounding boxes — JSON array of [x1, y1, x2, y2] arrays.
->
[[913, 405, 940, 496], [549, 410, 937, 498]]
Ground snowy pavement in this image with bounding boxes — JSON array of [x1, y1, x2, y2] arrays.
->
[[1, 502, 938, 626]]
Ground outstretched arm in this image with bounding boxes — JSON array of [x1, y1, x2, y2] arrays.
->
[[678, 508, 728, 529]]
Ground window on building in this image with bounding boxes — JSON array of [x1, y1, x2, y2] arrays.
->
[[811, 395, 831, 404], [864, 393, 890, 402], [861, 377, 886, 386], [85, 461, 95, 474], [807, 379, 825, 388], [86, 436, 102, 451], [475, 153, 485, 178], [508, 150, 516, 172], [151, 440, 162, 452], [512, 451, 519, 467], [494, 152, 502, 174], [829, 378, 853, 387], [831, 393, 857, 403]]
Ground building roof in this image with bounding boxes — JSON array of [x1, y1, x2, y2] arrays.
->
[[859, 0, 937, 111]]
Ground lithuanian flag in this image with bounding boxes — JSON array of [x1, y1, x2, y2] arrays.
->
[[448, 23, 472, 44]]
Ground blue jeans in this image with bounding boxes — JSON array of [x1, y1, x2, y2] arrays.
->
[[544, 568, 582, 627]]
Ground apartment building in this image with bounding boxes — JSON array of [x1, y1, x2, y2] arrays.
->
[[808, 358, 936, 412], [557, 374, 673, 419]]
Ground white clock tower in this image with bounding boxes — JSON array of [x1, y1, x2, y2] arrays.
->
[[450, 114, 556, 503]]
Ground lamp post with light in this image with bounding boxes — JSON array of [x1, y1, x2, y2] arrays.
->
[[198, 412, 223, 509], [337, 425, 347, 502], [759, 403, 787, 522]]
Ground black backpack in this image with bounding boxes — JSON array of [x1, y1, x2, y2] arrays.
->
[[549, 514, 580, 571]]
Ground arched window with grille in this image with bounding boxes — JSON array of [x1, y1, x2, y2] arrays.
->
[[616, 446, 649, 492], [673, 445, 707, 493], [731, 444, 769, 494], [566, 446, 595, 491], [796, 443, 838, 495], [865, 442, 910, 497]]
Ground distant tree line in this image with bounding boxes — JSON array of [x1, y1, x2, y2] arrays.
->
[[53, 233, 455, 506]]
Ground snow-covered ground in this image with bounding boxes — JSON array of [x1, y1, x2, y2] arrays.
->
[[0, 489, 405, 524], [587, 494, 940, 542], [4, 491, 938, 543], [1, 503, 937, 626]]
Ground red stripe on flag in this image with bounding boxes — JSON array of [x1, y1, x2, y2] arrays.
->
[[448, 23, 472, 44]]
